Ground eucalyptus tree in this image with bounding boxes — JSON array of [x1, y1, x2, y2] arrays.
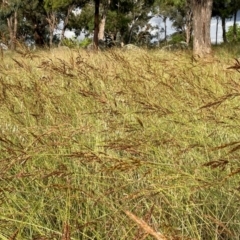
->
[[110, 0, 154, 43], [157, 0, 213, 57], [212, 0, 232, 43], [104, 8, 131, 43], [44, 0, 88, 47], [57, 0, 89, 46], [96, 0, 110, 40], [43, 0, 57, 47], [0, 20, 8, 41], [58, 3, 78, 46], [67, 2, 94, 36], [93, 0, 155, 48], [93, 0, 99, 49], [126, 0, 155, 43], [172, 0, 192, 45], [191, 0, 213, 57], [20, 0, 47, 46], [0, 0, 22, 50], [94, 0, 132, 48], [154, 0, 192, 44], [68, 0, 154, 48], [99, 0, 135, 43], [153, 0, 175, 41]]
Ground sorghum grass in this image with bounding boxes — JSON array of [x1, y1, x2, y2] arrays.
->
[[0, 45, 240, 239]]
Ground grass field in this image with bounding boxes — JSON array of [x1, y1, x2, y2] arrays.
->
[[0, 45, 240, 239]]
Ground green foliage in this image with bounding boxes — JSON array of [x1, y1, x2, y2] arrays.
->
[[61, 37, 78, 48], [107, 0, 155, 42], [61, 36, 92, 49], [226, 24, 240, 42], [168, 32, 185, 43], [0, 22, 8, 39], [212, 0, 233, 19], [79, 37, 92, 47], [168, 5, 186, 31], [109, 0, 134, 13], [68, 3, 94, 35], [0, 0, 22, 18], [105, 10, 131, 34], [158, 0, 186, 8], [43, 0, 72, 12]]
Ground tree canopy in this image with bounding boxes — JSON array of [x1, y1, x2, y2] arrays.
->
[[0, 0, 240, 56]]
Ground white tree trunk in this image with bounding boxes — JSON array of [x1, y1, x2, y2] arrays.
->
[[185, 2, 192, 45], [46, 12, 57, 48], [98, 14, 106, 40], [7, 10, 18, 50], [98, 0, 110, 41]]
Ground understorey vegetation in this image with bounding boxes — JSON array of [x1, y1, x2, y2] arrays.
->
[[0, 46, 240, 239]]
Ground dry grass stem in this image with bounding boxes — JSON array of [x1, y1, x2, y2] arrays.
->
[[124, 210, 167, 240]]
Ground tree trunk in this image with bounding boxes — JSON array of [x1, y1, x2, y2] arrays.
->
[[98, 14, 106, 40], [163, 16, 167, 41], [191, 0, 213, 58], [94, 0, 100, 50], [233, 11, 237, 41], [7, 10, 18, 50], [221, 16, 227, 43], [7, 17, 14, 50], [98, 0, 110, 41], [185, 26, 191, 45], [215, 16, 219, 45], [46, 12, 57, 48], [185, 6, 192, 45], [128, 25, 134, 43], [185, 0, 192, 45], [33, 24, 45, 47], [58, 4, 75, 47]]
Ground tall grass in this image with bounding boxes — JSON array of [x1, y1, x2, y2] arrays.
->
[[0, 46, 240, 239]]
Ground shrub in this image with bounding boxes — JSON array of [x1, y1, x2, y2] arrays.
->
[[226, 24, 240, 42], [61, 37, 92, 49], [168, 32, 185, 44], [61, 37, 80, 48], [79, 38, 92, 48]]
